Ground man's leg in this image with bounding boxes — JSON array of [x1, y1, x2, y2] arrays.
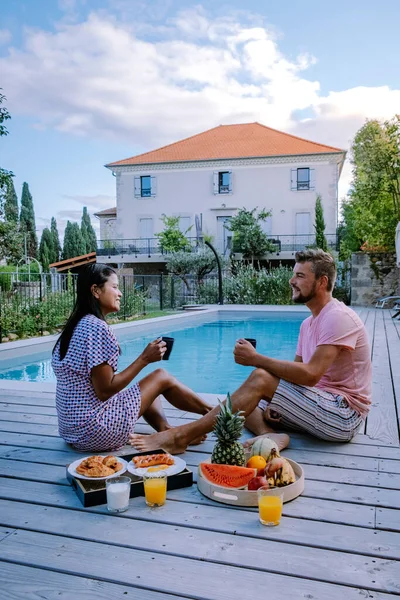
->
[[129, 368, 289, 453]]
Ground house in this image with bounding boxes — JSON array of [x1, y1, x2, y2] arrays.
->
[[96, 122, 345, 267]]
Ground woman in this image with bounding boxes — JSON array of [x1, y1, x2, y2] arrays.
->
[[52, 263, 212, 452]]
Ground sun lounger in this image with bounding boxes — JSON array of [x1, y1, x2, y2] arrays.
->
[[375, 295, 400, 308]]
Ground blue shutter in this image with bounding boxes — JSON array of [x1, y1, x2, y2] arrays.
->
[[228, 171, 233, 193], [134, 176, 141, 198], [310, 168, 315, 190], [213, 172, 219, 194], [150, 176, 157, 197], [291, 169, 297, 190]]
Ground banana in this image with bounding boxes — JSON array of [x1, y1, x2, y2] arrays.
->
[[275, 458, 296, 486]]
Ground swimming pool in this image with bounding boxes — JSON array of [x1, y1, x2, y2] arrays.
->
[[0, 310, 304, 394]]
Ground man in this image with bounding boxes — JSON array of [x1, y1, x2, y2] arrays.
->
[[130, 250, 372, 454]]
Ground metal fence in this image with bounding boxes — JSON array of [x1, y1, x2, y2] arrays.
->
[[0, 272, 223, 341]]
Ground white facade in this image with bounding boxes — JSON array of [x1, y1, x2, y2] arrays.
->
[[102, 152, 342, 257]]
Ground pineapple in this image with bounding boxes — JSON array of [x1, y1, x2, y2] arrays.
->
[[211, 393, 246, 466]]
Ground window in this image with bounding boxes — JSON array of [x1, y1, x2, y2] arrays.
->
[[213, 171, 232, 194], [134, 175, 157, 198], [290, 168, 315, 191], [297, 168, 310, 190], [141, 176, 151, 197], [219, 172, 230, 193]]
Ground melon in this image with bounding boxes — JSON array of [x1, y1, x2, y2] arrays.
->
[[251, 437, 280, 462], [200, 462, 256, 488]]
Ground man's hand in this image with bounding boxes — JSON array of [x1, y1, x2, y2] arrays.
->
[[140, 338, 166, 364], [234, 338, 258, 366]]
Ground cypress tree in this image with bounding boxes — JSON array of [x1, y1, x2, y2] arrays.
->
[[4, 178, 18, 223], [63, 221, 85, 259], [50, 217, 61, 263], [81, 206, 97, 253], [39, 227, 53, 271], [314, 194, 328, 251], [20, 182, 38, 257]]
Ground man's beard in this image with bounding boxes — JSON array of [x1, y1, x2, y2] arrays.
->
[[292, 281, 317, 304]]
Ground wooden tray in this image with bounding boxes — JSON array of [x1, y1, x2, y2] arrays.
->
[[67, 449, 193, 507], [197, 458, 304, 507]]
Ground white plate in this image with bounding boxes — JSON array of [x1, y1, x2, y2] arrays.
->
[[127, 455, 186, 477], [68, 456, 128, 480]]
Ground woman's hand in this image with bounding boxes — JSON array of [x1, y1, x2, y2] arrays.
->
[[234, 338, 258, 367], [140, 338, 166, 364]]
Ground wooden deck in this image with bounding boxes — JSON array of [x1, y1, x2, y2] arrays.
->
[[0, 308, 399, 599]]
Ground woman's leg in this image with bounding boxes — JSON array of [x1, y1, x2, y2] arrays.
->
[[141, 395, 171, 432], [137, 369, 213, 418]]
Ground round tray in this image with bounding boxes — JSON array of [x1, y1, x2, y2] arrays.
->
[[197, 458, 304, 506]]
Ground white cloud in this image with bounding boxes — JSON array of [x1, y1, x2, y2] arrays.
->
[[61, 194, 115, 209], [1, 5, 399, 205]]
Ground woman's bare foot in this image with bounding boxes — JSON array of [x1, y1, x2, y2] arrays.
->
[[242, 433, 290, 453], [129, 429, 190, 454]]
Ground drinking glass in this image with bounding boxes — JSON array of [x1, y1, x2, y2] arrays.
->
[[143, 472, 167, 507], [257, 488, 284, 526], [106, 476, 131, 513]]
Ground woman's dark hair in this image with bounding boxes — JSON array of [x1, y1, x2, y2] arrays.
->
[[54, 263, 117, 360]]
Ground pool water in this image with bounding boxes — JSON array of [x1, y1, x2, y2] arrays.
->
[[0, 314, 303, 394]]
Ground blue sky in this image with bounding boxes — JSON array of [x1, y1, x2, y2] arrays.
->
[[1, 0, 400, 240]]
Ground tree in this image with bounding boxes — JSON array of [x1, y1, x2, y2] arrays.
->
[[314, 194, 328, 251], [50, 217, 61, 263], [341, 117, 400, 253], [4, 178, 18, 223], [39, 227, 53, 271], [166, 248, 225, 291], [155, 215, 192, 253], [81, 206, 97, 253], [19, 182, 38, 258], [227, 207, 274, 264], [0, 90, 13, 195], [63, 221, 85, 259]]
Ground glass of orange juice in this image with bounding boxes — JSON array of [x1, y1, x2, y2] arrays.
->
[[143, 472, 167, 507], [257, 488, 284, 526]]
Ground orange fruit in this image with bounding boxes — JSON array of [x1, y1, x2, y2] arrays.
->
[[246, 455, 267, 471], [147, 465, 170, 472]]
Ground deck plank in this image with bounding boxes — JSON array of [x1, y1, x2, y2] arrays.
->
[[1, 529, 398, 599], [1, 500, 399, 593]]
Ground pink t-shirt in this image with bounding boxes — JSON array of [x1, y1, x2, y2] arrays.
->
[[296, 298, 372, 418]]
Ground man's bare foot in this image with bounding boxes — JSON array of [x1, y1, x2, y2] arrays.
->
[[129, 429, 189, 454], [242, 433, 290, 453]]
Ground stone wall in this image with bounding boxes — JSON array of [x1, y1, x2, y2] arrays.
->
[[351, 252, 400, 306]]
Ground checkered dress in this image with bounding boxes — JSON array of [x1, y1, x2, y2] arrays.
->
[[52, 314, 141, 452]]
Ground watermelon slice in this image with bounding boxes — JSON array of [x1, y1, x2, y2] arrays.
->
[[200, 462, 256, 488]]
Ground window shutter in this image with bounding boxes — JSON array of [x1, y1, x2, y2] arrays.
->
[[290, 169, 297, 191], [310, 168, 315, 190], [228, 171, 233, 193], [134, 176, 141, 198], [150, 176, 157, 197], [213, 171, 219, 194]]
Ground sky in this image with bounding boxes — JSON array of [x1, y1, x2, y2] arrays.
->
[[1, 0, 400, 241]]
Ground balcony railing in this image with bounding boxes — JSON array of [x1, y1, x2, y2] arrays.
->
[[97, 237, 204, 257], [97, 234, 338, 258]]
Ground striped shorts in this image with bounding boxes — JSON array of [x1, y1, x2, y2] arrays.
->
[[258, 380, 363, 442]]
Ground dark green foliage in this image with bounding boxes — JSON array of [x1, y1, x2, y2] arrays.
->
[[39, 228, 53, 271], [81, 206, 97, 253], [0, 90, 13, 195], [314, 194, 328, 251], [227, 207, 274, 263], [20, 182, 38, 258], [4, 178, 18, 223], [155, 215, 192, 253], [63, 221, 85, 259], [50, 217, 61, 263]]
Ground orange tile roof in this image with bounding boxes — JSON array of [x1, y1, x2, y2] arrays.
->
[[94, 207, 117, 216], [106, 122, 344, 167]]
